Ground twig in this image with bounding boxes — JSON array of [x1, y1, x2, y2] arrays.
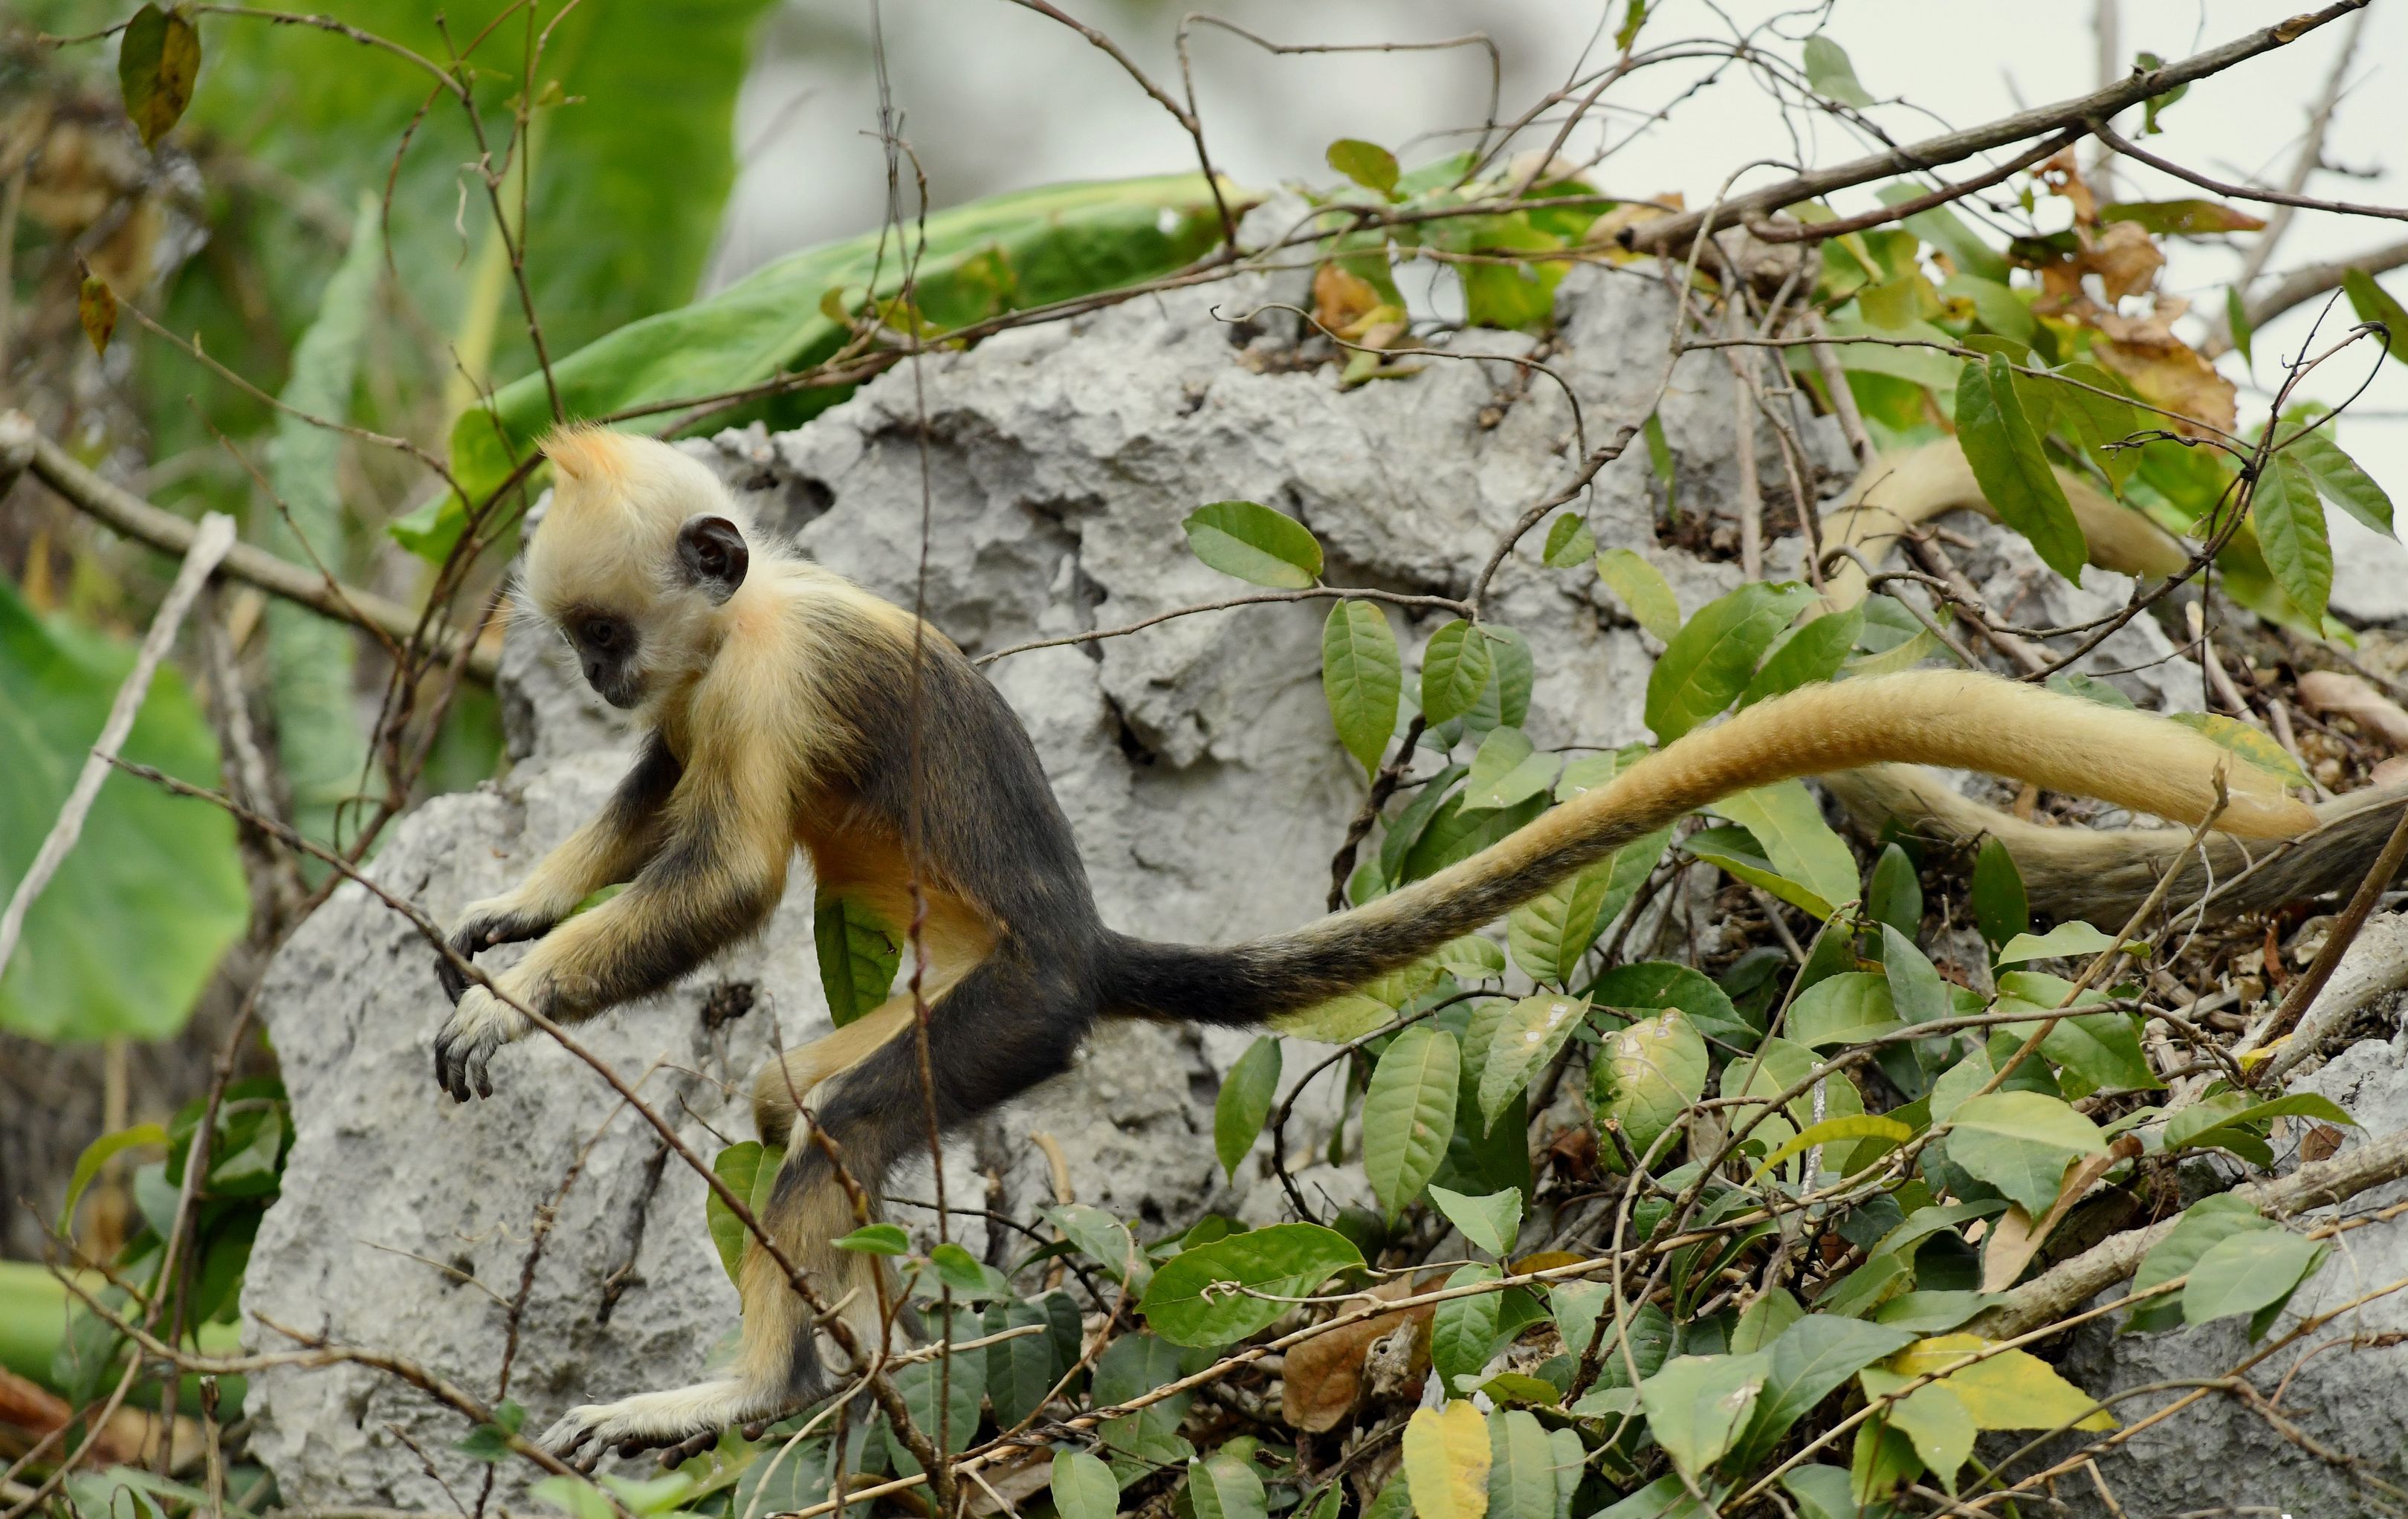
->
[[2091, 118, 2408, 224], [0, 514, 235, 979], [1745, 129, 2083, 243], [2205, 236, 2408, 357], [2236, 4, 2373, 291], [10, 415, 497, 681], [2247, 803, 2408, 1076], [1625, 2, 2369, 256], [976, 588, 1469, 667]]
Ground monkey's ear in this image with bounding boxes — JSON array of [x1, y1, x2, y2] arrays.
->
[[676, 515, 750, 603]]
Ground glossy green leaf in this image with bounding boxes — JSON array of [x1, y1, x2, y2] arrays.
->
[[0, 583, 245, 1040], [1867, 843, 1921, 937], [1711, 781, 1860, 917], [2256, 453, 2333, 624], [1215, 1037, 1283, 1180], [1478, 993, 1591, 1132], [59, 1124, 169, 1235], [1946, 1092, 2106, 1215], [814, 887, 901, 1026], [2166, 711, 2311, 788], [1738, 607, 1862, 708], [1970, 836, 2029, 949], [1422, 621, 1495, 726], [985, 1299, 1060, 1428], [1996, 922, 2120, 965], [1052, 1450, 1121, 1519], [1595, 548, 1682, 642], [1486, 1409, 1556, 1519], [2128, 1192, 2270, 1332], [1733, 1316, 1916, 1468], [705, 1141, 786, 1282], [2281, 424, 2395, 538], [1141, 1222, 1362, 1348], [1046, 1203, 1150, 1289], [1590, 1010, 1708, 1167], [1432, 1263, 1504, 1391], [1542, 514, 1595, 569], [1645, 582, 1818, 741], [1463, 728, 1559, 812], [831, 1220, 904, 1254], [1327, 139, 1401, 195], [1185, 500, 1324, 588], [1365, 1024, 1460, 1219], [1324, 600, 1403, 776], [1956, 352, 2088, 583], [1786, 972, 1901, 1049], [1428, 1185, 1523, 1258], [1640, 1352, 1769, 1480]]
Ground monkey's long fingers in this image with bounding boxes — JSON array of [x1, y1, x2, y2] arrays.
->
[[435, 949, 473, 1005], [654, 1429, 722, 1467]]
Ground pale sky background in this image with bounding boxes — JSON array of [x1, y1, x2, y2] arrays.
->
[[710, 0, 2408, 613]]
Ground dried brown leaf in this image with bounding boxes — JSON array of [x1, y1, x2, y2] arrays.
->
[[1279, 1272, 1441, 1431], [77, 272, 117, 356]]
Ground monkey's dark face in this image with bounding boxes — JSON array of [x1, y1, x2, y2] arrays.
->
[[566, 608, 644, 708]]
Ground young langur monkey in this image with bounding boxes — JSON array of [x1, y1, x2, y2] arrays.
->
[[433, 425, 2312, 1463]]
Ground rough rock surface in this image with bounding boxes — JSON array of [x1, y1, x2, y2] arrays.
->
[[242, 261, 1816, 1507]]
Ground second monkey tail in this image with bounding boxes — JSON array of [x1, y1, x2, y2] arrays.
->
[[1100, 668, 2315, 1028]]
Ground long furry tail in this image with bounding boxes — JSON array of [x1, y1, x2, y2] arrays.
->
[[1103, 668, 2314, 1025]]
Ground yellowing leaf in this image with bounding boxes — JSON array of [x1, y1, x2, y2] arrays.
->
[[1402, 1401, 1491, 1519], [1864, 1334, 2115, 1433]]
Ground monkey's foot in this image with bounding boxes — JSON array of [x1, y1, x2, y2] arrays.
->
[[542, 1380, 786, 1471], [433, 987, 531, 1102]]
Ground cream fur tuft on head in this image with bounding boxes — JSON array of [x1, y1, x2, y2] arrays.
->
[[521, 424, 758, 623]]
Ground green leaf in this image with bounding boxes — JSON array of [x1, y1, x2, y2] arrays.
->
[[1594, 548, 1683, 643], [1215, 1037, 1283, 1180], [1802, 35, 1873, 106], [1868, 844, 1922, 937], [1880, 924, 1950, 1028], [1428, 1185, 1524, 1258], [1093, 1332, 1196, 1477], [832, 1221, 906, 1254], [1486, 1409, 1557, 1519], [1046, 1203, 1150, 1289], [2134, 51, 2189, 133], [1946, 1092, 2107, 1215], [1645, 583, 1818, 741], [2166, 710, 2311, 788], [1711, 781, 1861, 917], [2184, 1228, 2324, 1338], [1141, 1222, 1362, 1348], [1594, 959, 1752, 1048], [2129, 1192, 2271, 1332], [1, 584, 245, 1040], [2282, 424, 2395, 539], [1403, 1400, 1492, 1519], [1956, 352, 2088, 583], [59, 1123, 169, 1235], [2256, 453, 2334, 624], [118, 4, 201, 147], [1970, 837, 2029, 949], [1738, 608, 1862, 708], [1184, 501, 1324, 589], [1322, 601, 1403, 777], [1507, 827, 1667, 985], [1541, 514, 1595, 569], [887, 1323, 985, 1458], [1642, 413, 1680, 516], [1478, 994, 1592, 1132], [929, 1242, 1009, 1300], [2227, 285, 2255, 366], [1463, 728, 1559, 812], [2343, 268, 2408, 367], [814, 887, 901, 1026], [1422, 621, 1496, 726], [1327, 139, 1401, 195], [984, 1299, 1060, 1428], [265, 193, 383, 863], [1996, 922, 2121, 965], [1733, 1317, 1917, 1468], [1052, 1451, 1120, 1519], [1786, 971, 1901, 1051], [1590, 1010, 1708, 1167], [1749, 1115, 1911, 1181], [442, 174, 1237, 534], [1639, 1352, 1770, 1480], [1780, 1465, 1859, 1519], [1190, 1454, 1267, 1519], [1364, 1025, 1461, 1220], [1432, 1263, 1504, 1390]]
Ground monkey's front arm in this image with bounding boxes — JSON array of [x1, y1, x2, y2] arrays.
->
[[433, 737, 791, 1101]]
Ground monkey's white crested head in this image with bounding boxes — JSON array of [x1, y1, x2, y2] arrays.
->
[[520, 424, 763, 710]]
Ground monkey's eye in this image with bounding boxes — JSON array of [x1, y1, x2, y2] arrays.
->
[[583, 618, 618, 650]]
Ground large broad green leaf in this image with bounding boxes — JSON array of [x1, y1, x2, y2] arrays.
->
[[2128, 1192, 2271, 1332], [1139, 1222, 1362, 1348], [1463, 728, 1558, 812], [1594, 959, 1753, 1049], [984, 1298, 1060, 1429], [1052, 1451, 1120, 1519], [1506, 825, 1668, 985], [1644, 583, 1817, 742], [813, 887, 900, 1026], [2256, 453, 2334, 624], [1431, 1263, 1503, 1391], [1955, 352, 2087, 583], [1485, 1409, 1556, 1519], [1784, 973, 1900, 1049], [1709, 781, 1860, 917], [1737, 607, 1862, 708], [1422, 621, 1495, 726], [431, 172, 1238, 543], [2279, 424, 2394, 539], [1477, 993, 1592, 1132], [1594, 548, 1682, 641], [1590, 1010, 1708, 1167], [1639, 1353, 1769, 1481], [264, 194, 382, 861], [1945, 1092, 2106, 1216], [1732, 1317, 1917, 1468], [2184, 1228, 2324, 1338], [1185, 501, 1324, 588], [1214, 1036, 1283, 1179], [1364, 1024, 1460, 1220], [1323, 601, 1402, 776], [1189, 1453, 1268, 1519], [1092, 1332, 1196, 1478], [1428, 1185, 1524, 1259], [0, 583, 245, 1040]]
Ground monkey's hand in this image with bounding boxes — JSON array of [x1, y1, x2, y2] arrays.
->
[[436, 898, 555, 1004], [433, 984, 533, 1101]]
